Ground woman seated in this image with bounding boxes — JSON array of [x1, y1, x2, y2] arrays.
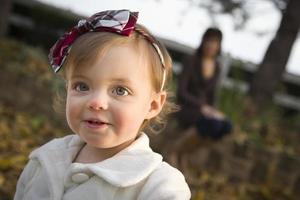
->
[[176, 27, 232, 141]]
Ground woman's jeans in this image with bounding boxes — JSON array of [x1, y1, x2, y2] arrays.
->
[[195, 116, 233, 139]]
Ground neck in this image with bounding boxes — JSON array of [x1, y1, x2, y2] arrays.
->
[[75, 138, 135, 163]]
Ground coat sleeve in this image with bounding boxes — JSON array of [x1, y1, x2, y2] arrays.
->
[[137, 162, 191, 200], [14, 159, 41, 200]]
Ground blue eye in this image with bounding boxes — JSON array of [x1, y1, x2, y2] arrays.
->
[[74, 82, 89, 92], [113, 87, 129, 96]]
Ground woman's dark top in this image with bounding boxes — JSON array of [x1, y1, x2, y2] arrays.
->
[[177, 55, 221, 128]]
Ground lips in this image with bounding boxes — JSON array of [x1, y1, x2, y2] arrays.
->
[[86, 119, 105, 124], [83, 118, 110, 129]]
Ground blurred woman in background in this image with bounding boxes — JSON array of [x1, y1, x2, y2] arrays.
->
[[177, 27, 232, 140]]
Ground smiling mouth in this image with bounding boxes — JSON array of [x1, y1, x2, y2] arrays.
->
[[84, 119, 110, 128], [86, 119, 108, 124]]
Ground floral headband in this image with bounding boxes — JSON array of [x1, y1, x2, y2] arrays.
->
[[49, 9, 166, 91]]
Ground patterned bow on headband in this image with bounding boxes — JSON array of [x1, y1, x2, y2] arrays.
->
[[49, 10, 139, 73], [49, 9, 166, 91]]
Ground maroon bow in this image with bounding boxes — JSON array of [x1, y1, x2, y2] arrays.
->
[[49, 10, 138, 73]]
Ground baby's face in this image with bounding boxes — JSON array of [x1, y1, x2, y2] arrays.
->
[[65, 44, 158, 150]]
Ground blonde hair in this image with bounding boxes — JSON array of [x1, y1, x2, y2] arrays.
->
[[54, 24, 178, 133]]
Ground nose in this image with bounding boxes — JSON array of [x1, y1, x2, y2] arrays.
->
[[87, 92, 108, 111]]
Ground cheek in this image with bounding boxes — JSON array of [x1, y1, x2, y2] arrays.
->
[[112, 100, 150, 132], [210, 43, 219, 52], [212, 44, 219, 52], [65, 96, 73, 126], [65, 95, 81, 127]]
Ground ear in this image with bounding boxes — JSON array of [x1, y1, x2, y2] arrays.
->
[[145, 91, 167, 120]]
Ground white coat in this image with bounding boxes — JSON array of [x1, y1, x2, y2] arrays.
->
[[14, 133, 191, 200]]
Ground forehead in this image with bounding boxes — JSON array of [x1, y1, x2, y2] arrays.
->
[[204, 36, 221, 43], [71, 44, 151, 85]]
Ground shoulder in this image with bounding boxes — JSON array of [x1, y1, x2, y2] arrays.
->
[[182, 54, 194, 66], [181, 56, 194, 73], [24, 134, 79, 178], [30, 134, 81, 157], [14, 158, 41, 198], [19, 159, 41, 182], [138, 162, 191, 200]]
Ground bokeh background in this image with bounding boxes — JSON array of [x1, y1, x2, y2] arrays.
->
[[0, 0, 299, 199]]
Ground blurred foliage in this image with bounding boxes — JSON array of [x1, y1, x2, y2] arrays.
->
[[0, 104, 65, 199], [0, 38, 299, 200], [218, 86, 300, 155], [0, 39, 51, 81], [0, 39, 66, 199]]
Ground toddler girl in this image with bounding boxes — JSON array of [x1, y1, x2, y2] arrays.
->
[[14, 9, 191, 200]]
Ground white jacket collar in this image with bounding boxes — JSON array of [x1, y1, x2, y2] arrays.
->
[[64, 134, 162, 187], [30, 133, 162, 196]]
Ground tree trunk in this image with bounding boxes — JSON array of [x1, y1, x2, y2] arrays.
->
[[0, 0, 12, 38], [249, 0, 300, 107]]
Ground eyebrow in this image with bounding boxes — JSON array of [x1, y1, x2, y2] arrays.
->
[[70, 74, 88, 80], [110, 78, 133, 85], [70, 75, 133, 85]]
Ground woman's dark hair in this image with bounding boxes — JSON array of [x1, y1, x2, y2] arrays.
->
[[195, 27, 223, 56]]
